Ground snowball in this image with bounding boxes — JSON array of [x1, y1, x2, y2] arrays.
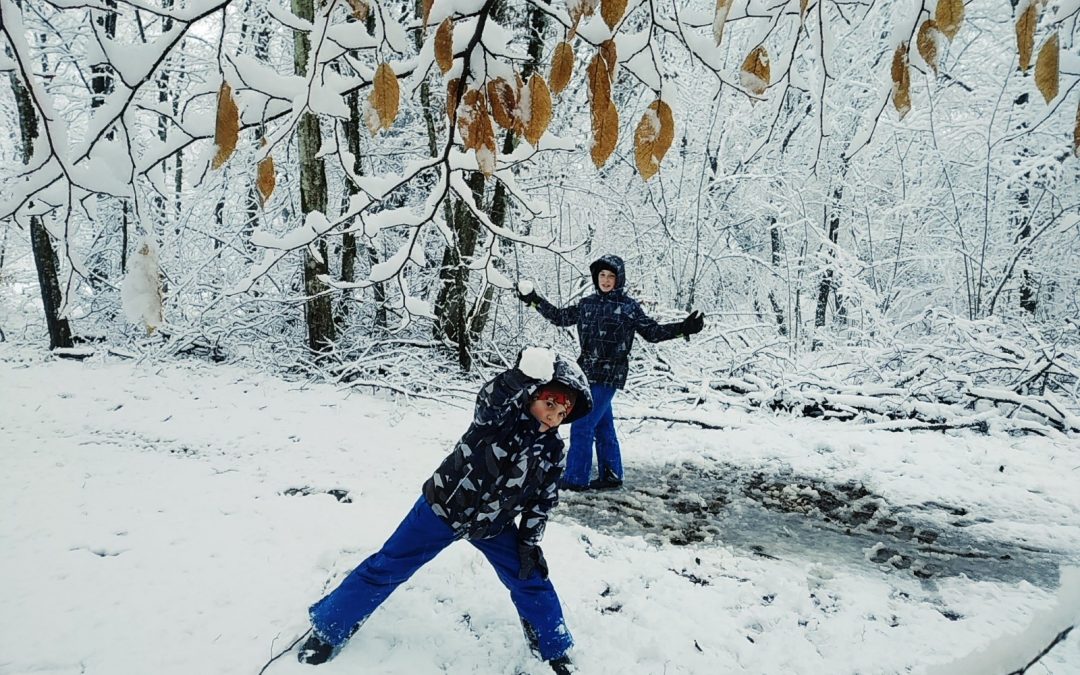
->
[[517, 279, 534, 295], [518, 346, 555, 381]]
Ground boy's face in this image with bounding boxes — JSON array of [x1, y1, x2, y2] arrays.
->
[[530, 397, 571, 432], [597, 269, 617, 293]]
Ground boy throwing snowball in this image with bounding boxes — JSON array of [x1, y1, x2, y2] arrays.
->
[[297, 347, 592, 675]]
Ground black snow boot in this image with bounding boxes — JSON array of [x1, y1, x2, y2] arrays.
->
[[549, 655, 574, 674], [297, 631, 338, 665], [588, 468, 622, 491]]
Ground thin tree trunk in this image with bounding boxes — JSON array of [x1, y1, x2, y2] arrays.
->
[[435, 171, 486, 369], [812, 164, 846, 347], [767, 216, 787, 336], [293, 0, 336, 353], [30, 217, 74, 348], [1015, 184, 1037, 315], [432, 1, 546, 365], [91, 0, 128, 275], [11, 67, 73, 349]]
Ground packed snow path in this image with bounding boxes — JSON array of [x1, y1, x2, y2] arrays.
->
[[2, 350, 1078, 674]]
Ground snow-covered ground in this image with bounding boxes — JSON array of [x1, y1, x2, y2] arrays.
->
[[2, 345, 1078, 675]]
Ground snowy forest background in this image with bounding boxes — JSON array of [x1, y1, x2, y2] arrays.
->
[[3, 1, 1080, 673], [1, 0, 1079, 427], [2, 0, 1079, 442]]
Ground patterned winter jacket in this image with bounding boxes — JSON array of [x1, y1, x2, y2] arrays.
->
[[422, 355, 592, 546], [532, 255, 685, 389]]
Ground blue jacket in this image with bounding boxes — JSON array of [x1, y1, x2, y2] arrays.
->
[[422, 355, 592, 546], [532, 255, 684, 389]]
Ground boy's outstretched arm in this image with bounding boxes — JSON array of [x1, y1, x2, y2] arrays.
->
[[633, 302, 706, 342], [517, 280, 580, 327]]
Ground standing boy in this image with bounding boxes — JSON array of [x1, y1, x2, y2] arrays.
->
[[297, 347, 592, 675], [518, 254, 704, 491]]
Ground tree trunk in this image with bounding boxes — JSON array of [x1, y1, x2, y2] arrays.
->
[[293, 0, 336, 353], [339, 11, 385, 329], [91, 0, 128, 276], [814, 180, 843, 349], [433, 1, 545, 367], [1015, 186, 1037, 315], [766, 216, 787, 336], [30, 217, 74, 349], [240, 1, 266, 257], [434, 170, 486, 368], [11, 67, 73, 349]]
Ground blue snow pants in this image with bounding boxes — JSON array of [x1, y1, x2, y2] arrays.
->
[[308, 496, 573, 661], [563, 383, 621, 488]]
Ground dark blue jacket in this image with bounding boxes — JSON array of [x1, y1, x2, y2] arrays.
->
[[422, 355, 592, 546], [532, 255, 684, 389]]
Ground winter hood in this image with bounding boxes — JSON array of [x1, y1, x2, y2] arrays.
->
[[549, 354, 593, 424], [589, 255, 626, 293]]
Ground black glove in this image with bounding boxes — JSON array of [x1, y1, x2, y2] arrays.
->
[[681, 310, 705, 336], [518, 542, 549, 580], [518, 289, 541, 307]]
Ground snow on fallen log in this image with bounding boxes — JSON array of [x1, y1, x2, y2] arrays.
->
[[713, 382, 1076, 437], [617, 405, 742, 431], [966, 386, 1080, 434]]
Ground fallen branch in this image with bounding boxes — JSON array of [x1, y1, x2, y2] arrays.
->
[[1006, 625, 1075, 675]]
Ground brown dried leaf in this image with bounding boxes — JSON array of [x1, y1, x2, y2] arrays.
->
[[1034, 32, 1059, 104], [487, 78, 517, 130], [347, 0, 369, 21], [575, 0, 598, 19], [447, 78, 461, 123], [600, 39, 618, 82], [800, 0, 809, 19], [457, 88, 484, 150], [422, 0, 433, 27], [566, 0, 597, 35], [212, 82, 239, 170], [370, 63, 400, 132], [1016, 2, 1038, 73], [600, 0, 627, 31], [473, 107, 496, 176], [256, 150, 276, 206], [634, 108, 660, 180], [934, 0, 964, 41], [512, 72, 527, 134], [435, 19, 453, 74], [525, 74, 552, 147], [917, 20, 940, 76], [590, 99, 619, 168], [740, 45, 771, 97], [713, 0, 732, 46], [650, 99, 674, 162], [891, 42, 911, 120], [550, 41, 575, 95], [568, 15, 581, 42], [1073, 98, 1080, 158], [587, 52, 612, 121]]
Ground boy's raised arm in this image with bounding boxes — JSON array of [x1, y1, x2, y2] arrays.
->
[[474, 347, 555, 427], [517, 280, 580, 327]]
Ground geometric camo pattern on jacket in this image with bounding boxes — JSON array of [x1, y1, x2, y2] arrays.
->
[[422, 357, 591, 546]]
